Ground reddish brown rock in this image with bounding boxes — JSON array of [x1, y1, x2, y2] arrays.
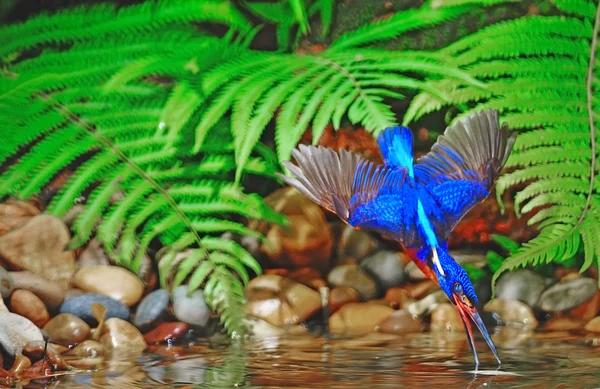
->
[[544, 316, 584, 331], [248, 187, 333, 272], [9, 271, 66, 311], [143, 322, 189, 344], [570, 290, 600, 321], [379, 310, 425, 335], [329, 286, 360, 313], [384, 287, 408, 309], [584, 316, 600, 332], [329, 302, 394, 336], [10, 290, 50, 328]]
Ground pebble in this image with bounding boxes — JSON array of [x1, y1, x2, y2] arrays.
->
[[544, 316, 583, 331], [379, 310, 425, 335], [59, 293, 130, 325], [405, 290, 447, 316], [77, 238, 110, 269], [584, 316, 600, 332], [43, 313, 90, 346], [64, 340, 105, 358], [10, 290, 50, 328], [484, 298, 538, 328], [0, 312, 44, 355], [329, 286, 360, 313], [430, 303, 465, 332], [0, 267, 13, 300], [9, 271, 65, 311], [571, 290, 600, 321], [246, 275, 321, 327], [360, 251, 407, 293], [405, 261, 428, 280], [0, 200, 40, 236], [99, 318, 147, 355], [72, 265, 145, 307], [134, 289, 170, 332], [143, 322, 189, 344], [0, 215, 75, 287], [327, 264, 378, 300], [329, 302, 394, 336], [172, 286, 211, 327], [245, 318, 308, 339], [494, 269, 546, 307], [537, 277, 597, 312], [335, 224, 380, 262], [286, 268, 327, 290]]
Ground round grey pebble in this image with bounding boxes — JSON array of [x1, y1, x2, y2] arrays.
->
[[495, 269, 546, 308], [172, 286, 211, 327], [0, 267, 14, 299], [537, 277, 597, 312], [134, 289, 170, 332], [360, 251, 407, 293], [59, 293, 130, 325]]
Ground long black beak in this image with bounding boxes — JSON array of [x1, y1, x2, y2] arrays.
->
[[454, 294, 501, 367]]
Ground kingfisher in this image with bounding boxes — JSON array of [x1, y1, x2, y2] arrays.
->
[[277, 109, 517, 366]]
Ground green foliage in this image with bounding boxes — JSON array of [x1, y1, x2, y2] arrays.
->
[[406, 0, 600, 290]]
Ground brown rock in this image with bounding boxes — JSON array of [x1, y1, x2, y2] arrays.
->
[[329, 302, 394, 336], [585, 316, 600, 332], [64, 340, 105, 358], [430, 303, 465, 332], [0, 215, 75, 288], [143, 322, 189, 344], [77, 238, 110, 269], [9, 271, 65, 311], [10, 290, 50, 327], [384, 287, 409, 309], [329, 286, 360, 313], [246, 274, 322, 327], [72, 265, 144, 307], [336, 224, 380, 262], [0, 201, 40, 236], [544, 316, 583, 331], [327, 264, 378, 300], [287, 267, 327, 290], [406, 280, 439, 299], [571, 290, 600, 321], [43, 313, 90, 347], [484, 298, 539, 328], [99, 318, 147, 355], [379, 310, 425, 335], [249, 187, 333, 272]]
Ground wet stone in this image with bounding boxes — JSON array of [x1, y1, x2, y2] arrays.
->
[[537, 277, 597, 313], [327, 264, 378, 300], [584, 316, 600, 332], [430, 303, 465, 332], [172, 286, 211, 327], [134, 289, 170, 332], [59, 293, 130, 325], [143, 322, 189, 344], [495, 269, 546, 308], [9, 271, 65, 311], [329, 286, 360, 313], [484, 298, 538, 328], [99, 318, 147, 355], [64, 340, 105, 358], [360, 251, 407, 294], [10, 289, 50, 328], [379, 310, 425, 335], [43, 313, 90, 347], [329, 302, 394, 336]]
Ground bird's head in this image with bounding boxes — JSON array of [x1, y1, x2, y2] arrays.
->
[[435, 250, 501, 365]]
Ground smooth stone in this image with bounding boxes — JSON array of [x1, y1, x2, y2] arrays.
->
[[495, 269, 546, 307], [538, 277, 597, 312], [329, 286, 360, 313], [286, 267, 327, 290], [544, 316, 583, 331], [0, 267, 14, 300], [246, 275, 321, 327], [64, 340, 105, 358], [0, 215, 75, 288], [0, 201, 40, 236], [329, 303, 394, 336], [172, 286, 211, 327], [484, 298, 538, 328], [327, 264, 378, 300], [9, 271, 65, 311], [64, 288, 85, 301], [0, 312, 44, 355], [99, 318, 147, 355], [405, 261, 428, 280], [134, 289, 170, 332], [72, 265, 144, 307], [405, 290, 447, 317], [43, 313, 90, 347], [430, 303, 465, 332], [59, 293, 130, 325], [360, 251, 407, 293], [10, 290, 50, 328], [77, 239, 110, 269], [245, 317, 309, 339], [379, 310, 425, 335], [584, 316, 600, 332], [335, 224, 380, 262], [143, 322, 189, 344]]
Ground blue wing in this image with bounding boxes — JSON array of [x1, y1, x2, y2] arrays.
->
[[377, 126, 414, 177], [414, 110, 517, 239], [279, 145, 425, 247]]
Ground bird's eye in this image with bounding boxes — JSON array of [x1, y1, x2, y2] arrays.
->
[[453, 283, 463, 295]]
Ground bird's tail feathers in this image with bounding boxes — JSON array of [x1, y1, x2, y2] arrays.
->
[[277, 145, 361, 222]]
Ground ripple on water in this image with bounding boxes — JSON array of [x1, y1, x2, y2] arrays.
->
[[13, 327, 600, 389]]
